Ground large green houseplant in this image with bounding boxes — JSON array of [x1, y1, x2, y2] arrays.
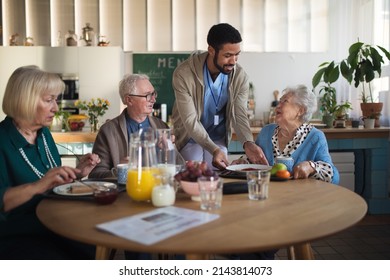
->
[[341, 41, 389, 126], [340, 42, 390, 103], [313, 41, 390, 127]]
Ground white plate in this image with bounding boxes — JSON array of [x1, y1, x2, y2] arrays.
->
[[52, 181, 116, 196], [226, 164, 270, 173]]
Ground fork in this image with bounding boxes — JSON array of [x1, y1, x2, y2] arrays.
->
[[74, 179, 98, 190]]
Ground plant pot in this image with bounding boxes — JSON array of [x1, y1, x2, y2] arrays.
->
[[322, 115, 334, 128], [360, 102, 383, 127], [363, 119, 375, 129]]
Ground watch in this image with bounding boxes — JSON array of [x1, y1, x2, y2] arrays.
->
[[309, 161, 316, 171]]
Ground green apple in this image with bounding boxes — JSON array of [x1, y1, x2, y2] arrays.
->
[[271, 163, 287, 175]]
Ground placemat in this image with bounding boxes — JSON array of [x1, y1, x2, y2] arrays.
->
[[223, 182, 248, 195]]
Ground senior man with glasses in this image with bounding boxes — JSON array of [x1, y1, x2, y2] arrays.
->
[[89, 73, 182, 179]]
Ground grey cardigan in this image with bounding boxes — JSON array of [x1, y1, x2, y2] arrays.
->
[[171, 51, 254, 154]]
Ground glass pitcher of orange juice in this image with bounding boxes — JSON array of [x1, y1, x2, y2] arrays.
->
[[127, 128, 159, 202]]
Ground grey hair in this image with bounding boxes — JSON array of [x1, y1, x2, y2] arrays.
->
[[283, 84, 317, 123], [118, 73, 150, 105]]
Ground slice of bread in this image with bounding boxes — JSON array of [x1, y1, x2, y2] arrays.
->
[[69, 184, 92, 194]]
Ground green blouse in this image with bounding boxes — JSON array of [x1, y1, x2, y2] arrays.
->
[[0, 117, 61, 237]]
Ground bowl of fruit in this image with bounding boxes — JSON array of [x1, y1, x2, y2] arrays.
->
[[67, 114, 88, 131], [270, 163, 292, 181], [174, 161, 217, 200]]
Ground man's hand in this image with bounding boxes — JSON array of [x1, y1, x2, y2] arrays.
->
[[244, 141, 269, 165], [212, 148, 229, 170]]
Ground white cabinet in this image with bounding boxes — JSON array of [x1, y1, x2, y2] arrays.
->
[[330, 152, 355, 191]]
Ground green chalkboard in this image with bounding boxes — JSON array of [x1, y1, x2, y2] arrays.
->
[[133, 53, 190, 116]]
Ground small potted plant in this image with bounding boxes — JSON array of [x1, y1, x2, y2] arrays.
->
[[312, 61, 353, 128], [360, 113, 379, 129]]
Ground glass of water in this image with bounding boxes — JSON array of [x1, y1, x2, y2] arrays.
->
[[197, 176, 223, 210], [246, 169, 271, 200]]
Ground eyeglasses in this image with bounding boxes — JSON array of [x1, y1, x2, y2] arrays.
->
[[128, 91, 158, 102]]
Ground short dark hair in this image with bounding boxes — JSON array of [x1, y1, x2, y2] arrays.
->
[[207, 23, 242, 50]]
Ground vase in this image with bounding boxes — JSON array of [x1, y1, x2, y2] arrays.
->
[[363, 119, 375, 129], [90, 116, 99, 132]]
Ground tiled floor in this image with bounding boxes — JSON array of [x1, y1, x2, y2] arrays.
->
[[114, 214, 390, 260], [276, 214, 390, 260]]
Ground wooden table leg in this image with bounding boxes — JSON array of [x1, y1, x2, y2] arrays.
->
[[287, 246, 295, 260], [185, 254, 210, 260], [95, 245, 111, 260], [292, 243, 315, 260]]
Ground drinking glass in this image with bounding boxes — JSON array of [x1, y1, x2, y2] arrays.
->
[[156, 128, 176, 177], [198, 176, 223, 210], [246, 170, 270, 200]]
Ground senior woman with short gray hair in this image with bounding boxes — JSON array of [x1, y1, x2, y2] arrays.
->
[[253, 84, 339, 184]]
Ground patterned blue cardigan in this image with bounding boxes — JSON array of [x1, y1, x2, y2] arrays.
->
[[255, 124, 340, 184]]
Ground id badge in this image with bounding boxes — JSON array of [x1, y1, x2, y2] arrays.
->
[[214, 115, 219, 125]]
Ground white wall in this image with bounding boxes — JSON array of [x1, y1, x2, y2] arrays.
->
[[239, 52, 331, 120]]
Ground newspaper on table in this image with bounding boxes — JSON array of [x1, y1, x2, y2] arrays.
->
[[96, 206, 219, 245]]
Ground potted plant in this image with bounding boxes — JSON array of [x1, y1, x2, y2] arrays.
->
[[360, 113, 379, 129], [313, 41, 390, 127], [312, 61, 353, 128], [340, 42, 390, 102], [340, 41, 390, 127]]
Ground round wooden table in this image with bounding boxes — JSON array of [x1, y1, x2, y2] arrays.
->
[[36, 179, 367, 260]]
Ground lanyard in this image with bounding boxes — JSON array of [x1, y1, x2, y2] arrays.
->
[[206, 70, 225, 110]]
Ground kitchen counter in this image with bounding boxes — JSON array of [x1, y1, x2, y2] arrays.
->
[[52, 132, 97, 143]]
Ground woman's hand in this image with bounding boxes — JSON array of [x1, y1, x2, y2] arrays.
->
[[76, 153, 101, 178], [38, 166, 79, 191], [3, 166, 80, 212], [293, 161, 315, 179]]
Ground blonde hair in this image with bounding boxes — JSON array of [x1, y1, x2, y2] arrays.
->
[[2, 65, 65, 122]]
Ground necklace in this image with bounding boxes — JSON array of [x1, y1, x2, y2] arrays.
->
[[19, 134, 58, 179]]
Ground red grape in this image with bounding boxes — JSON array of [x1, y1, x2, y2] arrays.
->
[[176, 161, 218, 182]]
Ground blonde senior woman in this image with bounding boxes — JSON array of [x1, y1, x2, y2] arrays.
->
[[0, 65, 100, 259]]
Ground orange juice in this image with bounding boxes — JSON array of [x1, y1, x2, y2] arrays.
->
[[126, 168, 160, 201]]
